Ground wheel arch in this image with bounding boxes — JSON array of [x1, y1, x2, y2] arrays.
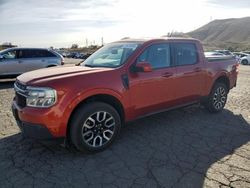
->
[[213, 75, 230, 92], [66, 94, 125, 139]]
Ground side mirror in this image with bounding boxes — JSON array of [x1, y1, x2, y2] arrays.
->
[[0, 55, 3, 60], [131, 62, 152, 73]]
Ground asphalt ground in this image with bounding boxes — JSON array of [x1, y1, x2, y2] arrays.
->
[[0, 65, 250, 188]]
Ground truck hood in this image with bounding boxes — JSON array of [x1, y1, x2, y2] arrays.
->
[[17, 66, 113, 85]]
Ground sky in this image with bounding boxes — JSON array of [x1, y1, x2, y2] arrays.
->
[[0, 0, 250, 48]]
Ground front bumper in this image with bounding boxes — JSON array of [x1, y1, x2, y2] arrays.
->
[[12, 104, 53, 139]]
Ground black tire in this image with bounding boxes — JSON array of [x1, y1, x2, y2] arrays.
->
[[69, 102, 121, 152], [242, 59, 248, 65], [204, 82, 228, 113]]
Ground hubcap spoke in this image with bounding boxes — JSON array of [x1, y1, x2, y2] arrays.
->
[[96, 112, 107, 122], [83, 117, 95, 129], [105, 117, 115, 128], [82, 130, 94, 143], [93, 136, 103, 147], [103, 130, 114, 141]]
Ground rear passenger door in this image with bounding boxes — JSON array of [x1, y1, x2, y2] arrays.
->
[[18, 49, 52, 72], [173, 43, 205, 103], [37, 50, 59, 66]]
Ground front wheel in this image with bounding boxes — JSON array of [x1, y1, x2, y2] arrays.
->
[[204, 83, 228, 113], [69, 102, 121, 152]]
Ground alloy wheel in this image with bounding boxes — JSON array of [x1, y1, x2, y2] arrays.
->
[[81, 111, 115, 148], [213, 86, 227, 110]]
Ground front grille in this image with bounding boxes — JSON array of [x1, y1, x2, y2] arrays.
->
[[14, 80, 27, 108], [16, 92, 26, 108], [15, 81, 26, 91]]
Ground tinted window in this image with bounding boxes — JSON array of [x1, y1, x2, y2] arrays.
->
[[0, 50, 17, 59], [42, 50, 57, 57], [174, 43, 198, 65], [19, 49, 56, 58], [137, 43, 171, 69]]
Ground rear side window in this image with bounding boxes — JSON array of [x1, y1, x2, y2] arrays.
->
[[137, 43, 171, 69], [41, 50, 57, 57], [174, 43, 198, 66], [19, 49, 56, 58]]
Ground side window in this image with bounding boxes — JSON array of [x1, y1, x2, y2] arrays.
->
[[174, 43, 198, 66], [19, 50, 36, 58], [37, 50, 56, 58], [1, 50, 17, 59], [19, 49, 56, 58], [137, 43, 171, 69]]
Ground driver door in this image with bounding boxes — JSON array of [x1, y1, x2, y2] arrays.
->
[[129, 43, 177, 117]]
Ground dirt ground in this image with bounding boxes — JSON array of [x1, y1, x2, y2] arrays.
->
[[0, 65, 250, 188]]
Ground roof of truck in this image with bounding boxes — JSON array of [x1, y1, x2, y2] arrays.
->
[[115, 37, 200, 44]]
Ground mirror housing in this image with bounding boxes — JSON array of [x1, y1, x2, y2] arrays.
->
[[131, 62, 152, 73]]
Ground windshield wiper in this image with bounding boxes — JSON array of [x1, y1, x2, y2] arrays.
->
[[84, 64, 95, 68]]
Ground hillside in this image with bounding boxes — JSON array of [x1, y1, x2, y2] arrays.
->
[[187, 17, 250, 50]]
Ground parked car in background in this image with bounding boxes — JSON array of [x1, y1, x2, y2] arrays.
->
[[66, 52, 93, 59], [0, 48, 64, 77], [240, 54, 250, 65], [66, 52, 77, 58], [204, 51, 225, 57], [80, 53, 92, 60], [242, 51, 250, 55], [233, 52, 248, 58], [214, 50, 234, 56], [74, 52, 83, 59], [12, 38, 238, 152]]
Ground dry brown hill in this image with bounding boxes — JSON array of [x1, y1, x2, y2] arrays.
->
[[187, 17, 250, 50]]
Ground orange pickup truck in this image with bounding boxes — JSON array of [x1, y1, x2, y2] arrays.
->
[[12, 38, 238, 152]]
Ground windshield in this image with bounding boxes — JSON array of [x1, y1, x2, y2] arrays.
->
[[0, 49, 9, 55], [82, 42, 141, 68]]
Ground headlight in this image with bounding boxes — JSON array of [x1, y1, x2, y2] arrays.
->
[[26, 87, 57, 108]]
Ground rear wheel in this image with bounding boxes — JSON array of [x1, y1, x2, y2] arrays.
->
[[204, 83, 228, 113], [69, 102, 121, 152], [242, 59, 248, 65]]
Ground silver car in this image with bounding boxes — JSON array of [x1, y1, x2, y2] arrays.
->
[[0, 48, 64, 77]]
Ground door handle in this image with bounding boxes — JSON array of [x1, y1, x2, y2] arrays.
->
[[162, 72, 173, 78], [194, 67, 202, 72], [18, 60, 22, 63]]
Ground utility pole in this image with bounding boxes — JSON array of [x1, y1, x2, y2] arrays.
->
[[210, 16, 213, 22], [85, 38, 88, 47], [101, 37, 104, 46]]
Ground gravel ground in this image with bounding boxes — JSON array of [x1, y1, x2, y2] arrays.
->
[[0, 66, 250, 188]]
